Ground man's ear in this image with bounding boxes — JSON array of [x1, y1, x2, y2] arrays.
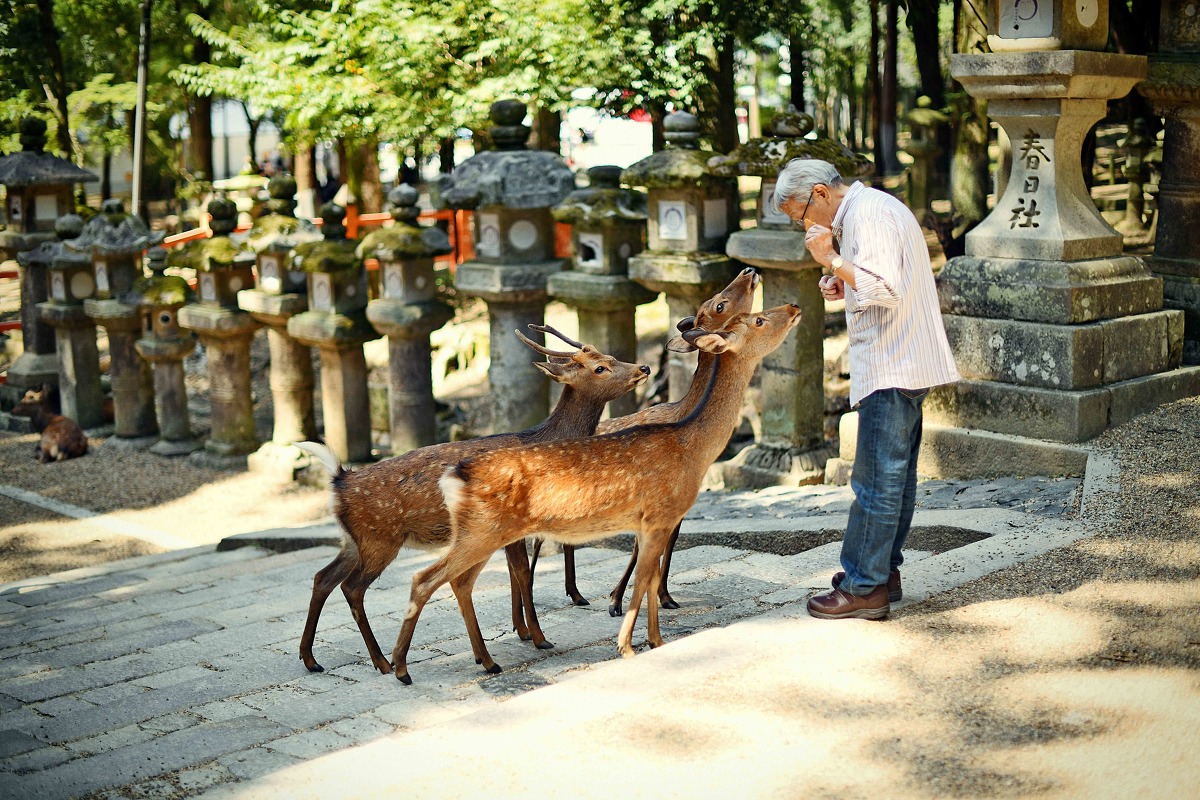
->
[[533, 361, 568, 382], [665, 334, 696, 353]]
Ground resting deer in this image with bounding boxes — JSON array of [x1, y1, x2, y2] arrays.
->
[[390, 303, 803, 684], [11, 387, 88, 463], [523, 266, 761, 618], [296, 327, 649, 675]]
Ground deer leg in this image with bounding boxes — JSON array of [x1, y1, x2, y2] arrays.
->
[[617, 529, 670, 657], [563, 545, 589, 606], [657, 523, 682, 610], [300, 548, 358, 673], [341, 566, 392, 675], [608, 541, 640, 618], [392, 540, 500, 684], [449, 558, 499, 673], [505, 541, 533, 641]]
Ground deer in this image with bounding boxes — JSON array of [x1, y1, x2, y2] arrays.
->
[[521, 266, 761, 620], [389, 302, 803, 684], [295, 327, 649, 675], [10, 387, 88, 463]]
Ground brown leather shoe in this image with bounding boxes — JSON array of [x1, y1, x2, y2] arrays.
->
[[807, 585, 890, 620], [832, 569, 902, 603]]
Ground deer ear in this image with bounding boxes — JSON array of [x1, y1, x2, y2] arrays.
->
[[533, 361, 568, 382], [665, 334, 696, 353], [692, 331, 732, 354]]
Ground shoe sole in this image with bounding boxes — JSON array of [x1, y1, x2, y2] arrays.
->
[[807, 604, 890, 621]]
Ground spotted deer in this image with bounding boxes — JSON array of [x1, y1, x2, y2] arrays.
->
[[11, 387, 88, 463], [523, 266, 761, 619], [296, 327, 649, 675], [390, 303, 803, 684]]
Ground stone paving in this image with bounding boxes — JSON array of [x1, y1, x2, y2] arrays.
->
[[0, 474, 1081, 800]]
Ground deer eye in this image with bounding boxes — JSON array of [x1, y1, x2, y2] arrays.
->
[[756, 317, 765, 326], [594, 365, 607, 374], [716, 302, 725, 313]]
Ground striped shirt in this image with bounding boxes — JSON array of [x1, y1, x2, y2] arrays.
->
[[832, 181, 960, 407]]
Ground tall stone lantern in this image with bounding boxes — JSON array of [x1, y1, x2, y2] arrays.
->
[[1140, 1, 1200, 364], [925, 2, 1200, 477], [623, 111, 740, 401], [36, 235, 105, 429], [438, 98, 576, 432], [360, 184, 454, 453], [0, 117, 97, 395], [237, 173, 322, 474], [709, 107, 871, 488], [549, 165, 656, 418], [174, 197, 262, 464], [74, 199, 161, 447], [288, 202, 381, 463], [133, 247, 201, 456]]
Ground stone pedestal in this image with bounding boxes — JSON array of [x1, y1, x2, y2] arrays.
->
[[85, 299, 157, 447], [178, 305, 261, 462], [136, 334, 202, 457], [289, 311, 378, 463], [1140, 4, 1200, 365], [36, 302, 105, 430], [238, 290, 317, 472], [926, 49, 1200, 475]]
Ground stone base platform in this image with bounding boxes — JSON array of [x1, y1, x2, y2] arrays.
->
[[721, 442, 837, 489]]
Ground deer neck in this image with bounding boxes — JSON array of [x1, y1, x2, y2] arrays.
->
[[521, 385, 606, 444], [675, 351, 717, 415], [676, 351, 759, 462]]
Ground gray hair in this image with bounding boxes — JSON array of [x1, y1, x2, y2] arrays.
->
[[772, 159, 844, 216]]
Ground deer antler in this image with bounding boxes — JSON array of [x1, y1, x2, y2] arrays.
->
[[528, 323, 584, 350], [514, 329, 575, 362]]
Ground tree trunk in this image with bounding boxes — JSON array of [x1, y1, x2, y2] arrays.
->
[[880, 0, 902, 175], [439, 136, 455, 174], [358, 141, 383, 214], [187, 6, 215, 181], [907, 0, 944, 109], [101, 150, 112, 200], [788, 30, 805, 110], [650, 103, 666, 153], [532, 107, 562, 154], [869, 0, 883, 175], [34, 0, 72, 157], [240, 102, 261, 169], [946, 0, 991, 258], [294, 143, 316, 220], [712, 31, 739, 153]]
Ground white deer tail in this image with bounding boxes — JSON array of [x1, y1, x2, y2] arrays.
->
[[295, 441, 343, 477]]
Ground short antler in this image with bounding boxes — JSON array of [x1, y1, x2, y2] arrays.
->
[[514, 329, 575, 362], [528, 323, 584, 350]]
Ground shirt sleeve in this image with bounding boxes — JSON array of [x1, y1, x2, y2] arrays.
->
[[848, 209, 902, 310]]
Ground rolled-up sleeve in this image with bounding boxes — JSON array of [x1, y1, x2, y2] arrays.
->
[[849, 210, 902, 309]]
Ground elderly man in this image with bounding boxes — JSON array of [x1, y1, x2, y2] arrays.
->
[[775, 158, 959, 620]]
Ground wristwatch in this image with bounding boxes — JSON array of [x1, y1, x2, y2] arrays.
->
[[830, 255, 845, 272]]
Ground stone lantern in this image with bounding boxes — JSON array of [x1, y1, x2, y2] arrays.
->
[[1140, 0, 1200, 364], [173, 196, 262, 464], [288, 202, 381, 463], [902, 97, 950, 221], [708, 106, 870, 488], [73, 199, 161, 447], [549, 165, 656, 418], [238, 173, 322, 474], [922, 5, 1200, 477], [133, 247, 201, 456], [987, 0, 1108, 53], [438, 98, 576, 432], [623, 110, 740, 401], [359, 184, 454, 453], [0, 117, 97, 395], [36, 233, 106, 429]]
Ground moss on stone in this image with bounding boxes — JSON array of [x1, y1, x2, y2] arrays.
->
[[707, 138, 872, 178], [621, 149, 722, 189], [356, 224, 451, 260], [244, 214, 320, 253], [552, 186, 647, 226], [166, 236, 251, 272], [132, 274, 192, 306], [292, 240, 360, 273]]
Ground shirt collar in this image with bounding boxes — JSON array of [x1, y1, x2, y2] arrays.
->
[[831, 181, 864, 241]]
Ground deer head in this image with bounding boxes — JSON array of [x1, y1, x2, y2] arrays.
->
[[683, 303, 803, 359], [515, 326, 650, 401], [668, 267, 760, 353]]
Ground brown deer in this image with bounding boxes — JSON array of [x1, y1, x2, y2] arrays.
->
[[295, 327, 649, 675], [390, 303, 803, 684], [11, 387, 89, 463], [523, 266, 761, 617]]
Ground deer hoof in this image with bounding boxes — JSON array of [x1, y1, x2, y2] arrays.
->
[[305, 662, 324, 673], [570, 595, 590, 607], [608, 602, 623, 618], [660, 595, 680, 610], [535, 639, 555, 650], [485, 663, 503, 675], [396, 671, 412, 685]]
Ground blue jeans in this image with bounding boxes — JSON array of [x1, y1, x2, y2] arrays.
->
[[839, 387, 927, 596]]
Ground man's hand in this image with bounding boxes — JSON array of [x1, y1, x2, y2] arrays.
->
[[819, 273, 844, 302], [804, 220, 836, 267]]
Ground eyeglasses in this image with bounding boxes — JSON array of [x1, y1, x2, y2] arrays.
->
[[798, 187, 816, 222]]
